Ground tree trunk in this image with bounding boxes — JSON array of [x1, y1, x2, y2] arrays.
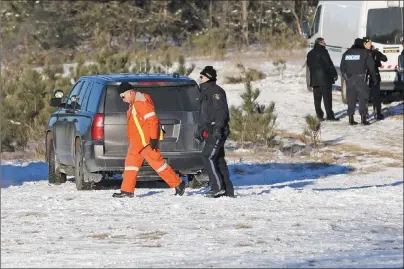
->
[[291, 0, 302, 36], [163, 0, 168, 20], [209, 0, 213, 29], [258, 1, 263, 40], [242, 0, 249, 48]]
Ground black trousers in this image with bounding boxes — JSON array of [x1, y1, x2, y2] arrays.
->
[[370, 75, 382, 115], [313, 84, 334, 118], [346, 76, 369, 116], [202, 135, 234, 196]]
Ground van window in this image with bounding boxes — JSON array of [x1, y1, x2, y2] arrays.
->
[[105, 84, 200, 113], [311, 5, 322, 36], [367, 7, 404, 44]]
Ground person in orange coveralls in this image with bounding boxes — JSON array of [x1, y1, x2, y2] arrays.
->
[[112, 82, 186, 198]]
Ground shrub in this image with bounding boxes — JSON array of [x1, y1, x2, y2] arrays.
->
[[225, 63, 266, 84], [230, 77, 277, 151], [272, 58, 287, 79], [175, 55, 195, 76], [299, 115, 322, 147]]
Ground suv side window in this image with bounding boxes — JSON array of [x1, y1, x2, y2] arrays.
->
[[66, 81, 83, 108], [84, 82, 104, 113], [76, 80, 91, 110], [311, 5, 322, 36]]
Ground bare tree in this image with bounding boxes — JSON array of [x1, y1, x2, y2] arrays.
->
[[242, 0, 249, 47]]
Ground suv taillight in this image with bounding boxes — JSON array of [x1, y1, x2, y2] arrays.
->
[[92, 113, 104, 140]]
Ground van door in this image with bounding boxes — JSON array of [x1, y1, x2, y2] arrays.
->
[[308, 5, 323, 49]]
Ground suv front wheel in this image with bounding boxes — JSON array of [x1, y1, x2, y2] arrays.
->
[[75, 139, 93, 190]]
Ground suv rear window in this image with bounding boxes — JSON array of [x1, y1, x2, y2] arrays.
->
[[105, 84, 200, 113]]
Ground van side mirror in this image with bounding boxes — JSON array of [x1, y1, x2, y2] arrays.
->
[[301, 21, 311, 38]]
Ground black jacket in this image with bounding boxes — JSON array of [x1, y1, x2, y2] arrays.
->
[[370, 49, 387, 74], [340, 48, 377, 83], [306, 44, 338, 87], [198, 81, 230, 133]]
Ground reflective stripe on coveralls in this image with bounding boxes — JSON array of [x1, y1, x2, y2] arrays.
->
[[131, 106, 147, 147], [144, 112, 156, 119], [125, 166, 139, 171], [156, 162, 168, 173]]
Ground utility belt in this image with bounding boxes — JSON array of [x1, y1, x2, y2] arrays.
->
[[345, 73, 367, 82], [204, 122, 230, 134]]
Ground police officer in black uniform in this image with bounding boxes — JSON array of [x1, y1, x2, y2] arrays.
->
[[194, 66, 234, 198], [363, 37, 388, 120], [340, 38, 377, 125]]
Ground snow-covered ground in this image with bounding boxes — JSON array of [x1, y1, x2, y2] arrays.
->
[[1, 55, 403, 268]]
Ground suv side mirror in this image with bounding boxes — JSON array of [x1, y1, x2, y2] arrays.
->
[[301, 21, 311, 38]]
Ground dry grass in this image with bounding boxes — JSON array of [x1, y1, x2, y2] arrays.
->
[[143, 243, 162, 248], [256, 240, 267, 244], [388, 115, 404, 120], [136, 230, 167, 240], [22, 212, 47, 217], [236, 242, 253, 247], [235, 223, 252, 229], [87, 233, 110, 239], [385, 162, 403, 168]]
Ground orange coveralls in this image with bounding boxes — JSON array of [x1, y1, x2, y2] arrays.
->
[[121, 91, 181, 193]]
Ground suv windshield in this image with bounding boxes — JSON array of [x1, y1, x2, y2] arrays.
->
[[105, 84, 200, 113], [367, 7, 404, 44]]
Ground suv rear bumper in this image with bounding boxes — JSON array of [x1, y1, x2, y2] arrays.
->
[[83, 141, 204, 176]]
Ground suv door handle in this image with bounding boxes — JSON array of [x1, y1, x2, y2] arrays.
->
[[72, 119, 78, 123], [63, 118, 67, 122]]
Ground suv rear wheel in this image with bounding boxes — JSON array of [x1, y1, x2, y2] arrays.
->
[[47, 137, 67, 185], [75, 139, 93, 190]]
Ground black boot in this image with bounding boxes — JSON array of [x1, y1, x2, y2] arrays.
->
[[175, 180, 186, 196], [361, 115, 370, 125], [349, 115, 358, 125], [375, 114, 385, 120], [204, 190, 225, 198], [112, 191, 134, 198], [326, 115, 340, 121]]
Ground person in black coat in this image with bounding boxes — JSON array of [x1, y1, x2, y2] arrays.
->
[[194, 66, 234, 198], [306, 37, 339, 121], [363, 37, 388, 120]]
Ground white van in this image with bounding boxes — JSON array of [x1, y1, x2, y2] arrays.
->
[[302, 0, 404, 103]]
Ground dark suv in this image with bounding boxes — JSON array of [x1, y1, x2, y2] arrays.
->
[[46, 73, 207, 190]]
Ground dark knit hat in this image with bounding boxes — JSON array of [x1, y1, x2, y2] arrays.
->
[[117, 82, 133, 94], [200, 66, 217, 81], [353, 38, 364, 49]]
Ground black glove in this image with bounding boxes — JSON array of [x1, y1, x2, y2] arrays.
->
[[150, 138, 159, 150], [194, 127, 205, 143]]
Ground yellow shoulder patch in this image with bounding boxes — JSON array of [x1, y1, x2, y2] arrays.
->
[[213, 94, 220, 100]]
